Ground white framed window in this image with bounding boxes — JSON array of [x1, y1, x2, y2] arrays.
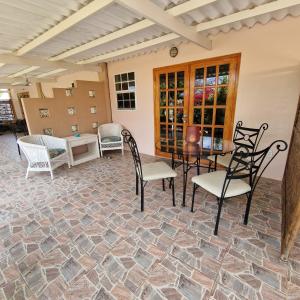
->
[[114, 72, 136, 110]]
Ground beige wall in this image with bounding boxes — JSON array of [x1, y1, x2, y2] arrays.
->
[[22, 80, 110, 137], [10, 85, 39, 119], [107, 17, 300, 180], [40, 71, 99, 98]]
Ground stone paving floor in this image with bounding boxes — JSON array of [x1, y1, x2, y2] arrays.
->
[[0, 133, 299, 300]]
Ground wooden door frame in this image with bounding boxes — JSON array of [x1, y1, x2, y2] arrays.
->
[[153, 53, 241, 156]]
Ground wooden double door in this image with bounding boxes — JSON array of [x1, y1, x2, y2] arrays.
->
[[154, 53, 241, 156]]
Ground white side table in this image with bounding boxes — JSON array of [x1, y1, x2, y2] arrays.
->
[[65, 134, 100, 166]]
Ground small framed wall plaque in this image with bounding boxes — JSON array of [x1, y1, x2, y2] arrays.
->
[[89, 90, 96, 97], [90, 106, 96, 114], [43, 128, 53, 136], [39, 108, 49, 118], [67, 107, 76, 115], [71, 124, 79, 132], [92, 122, 98, 129]]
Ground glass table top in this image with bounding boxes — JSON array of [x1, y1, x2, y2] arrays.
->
[[156, 136, 235, 156]]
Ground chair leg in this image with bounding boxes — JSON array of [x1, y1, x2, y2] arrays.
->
[[140, 181, 144, 212], [214, 197, 224, 235], [172, 178, 175, 207], [50, 170, 54, 180], [214, 156, 217, 171], [17, 144, 21, 157], [169, 153, 175, 189], [191, 183, 197, 212], [136, 172, 139, 195], [25, 168, 29, 179], [244, 192, 253, 225], [162, 179, 165, 191]]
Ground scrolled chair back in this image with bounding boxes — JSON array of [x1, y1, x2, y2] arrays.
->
[[233, 121, 269, 152], [121, 129, 143, 180], [221, 140, 288, 198]]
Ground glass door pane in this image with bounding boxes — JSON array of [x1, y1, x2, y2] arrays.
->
[[155, 66, 189, 155]]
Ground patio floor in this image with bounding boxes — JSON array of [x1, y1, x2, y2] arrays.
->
[[0, 133, 299, 300]]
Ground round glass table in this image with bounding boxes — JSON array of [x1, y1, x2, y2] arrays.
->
[[156, 136, 235, 206]]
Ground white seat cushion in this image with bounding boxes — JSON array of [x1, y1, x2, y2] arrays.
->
[[192, 170, 251, 198], [142, 162, 177, 181]]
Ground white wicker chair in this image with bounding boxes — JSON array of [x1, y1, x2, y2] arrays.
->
[[98, 123, 124, 157], [17, 135, 70, 179]]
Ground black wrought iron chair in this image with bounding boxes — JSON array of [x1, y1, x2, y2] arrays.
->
[[191, 140, 287, 235], [121, 129, 177, 211], [208, 121, 269, 171]]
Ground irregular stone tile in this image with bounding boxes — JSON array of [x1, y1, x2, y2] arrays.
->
[[41, 277, 67, 299], [0, 224, 11, 240], [111, 283, 133, 300], [198, 239, 220, 259], [74, 233, 94, 254], [40, 236, 58, 254], [55, 219, 70, 234], [120, 257, 135, 269], [134, 248, 154, 270], [220, 270, 257, 299], [177, 274, 203, 300], [78, 254, 97, 271], [261, 283, 287, 300], [257, 231, 280, 249], [252, 263, 280, 290], [45, 267, 59, 282], [238, 274, 262, 290], [64, 276, 97, 299], [149, 264, 176, 287], [171, 245, 197, 269], [91, 235, 103, 244], [161, 222, 177, 238], [81, 214, 94, 226], [23, 264, 47, 295], [27, 243, 39, 253], [9, 242, 26, 262], [192, 270, 214, 290], [161, 287, 182, 300], [125, 266, 147, 295], [24, 220, 40, 235], [93, 287, 115, 300], [103, 229, 119, 245], [140, 284, 163, 300], [86, 269, 99, 286], [60, 257, 82, 283], [102, 254, 125, 282]]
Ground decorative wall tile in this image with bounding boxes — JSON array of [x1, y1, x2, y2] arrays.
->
[[43, 128, 53, 136], [71, 125, 78, 132], [39, 108, 49, 118], [89, 90, 96, 97], [67, 107, 76, 115]]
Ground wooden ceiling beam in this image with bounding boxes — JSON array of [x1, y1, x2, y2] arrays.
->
[[116, 0, 211, 49], [15, 0, 114, 56], [196, 0, 300, 32], [77, 33, 179, 64], [50, 0, 216, 61]]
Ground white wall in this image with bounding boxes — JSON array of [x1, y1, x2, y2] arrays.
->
[[107, 17, 300, 180]]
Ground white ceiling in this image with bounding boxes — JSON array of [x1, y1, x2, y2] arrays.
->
[[0, 0, 299, 85]]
